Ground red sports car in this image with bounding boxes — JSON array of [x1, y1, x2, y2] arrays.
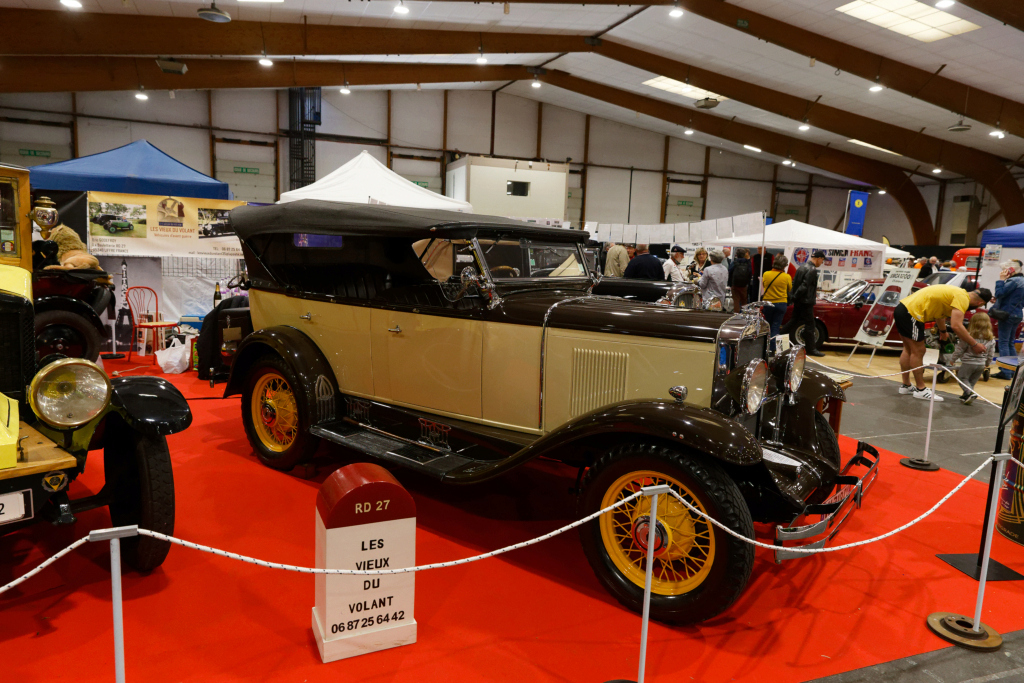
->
[[862, 285, 902, 336]]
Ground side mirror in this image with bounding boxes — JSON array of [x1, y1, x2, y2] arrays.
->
[[854, 300, 863, 309]]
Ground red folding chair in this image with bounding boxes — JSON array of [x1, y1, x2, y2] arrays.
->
[[125, 286, 179, 364]]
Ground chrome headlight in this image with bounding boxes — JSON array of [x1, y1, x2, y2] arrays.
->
[[772, 346, 806, 393], [740, 359, 769, 415], [29, 358, 111, 429]]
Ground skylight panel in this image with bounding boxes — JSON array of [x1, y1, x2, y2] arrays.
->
[[836, 0, 979, 42], [642, 76, 727, 103], [847, 139, 903, 155]]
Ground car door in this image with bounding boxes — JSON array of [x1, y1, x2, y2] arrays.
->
[[370, 301, 484, 420]]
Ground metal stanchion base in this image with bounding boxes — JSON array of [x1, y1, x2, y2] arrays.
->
[[100, 353, 125, 360], [926, 612, 1002, 652], [900, 457, 940, 471], [936, 554, 1024, 581]]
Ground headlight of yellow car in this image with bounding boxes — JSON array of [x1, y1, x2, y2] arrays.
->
[[29, 358, 111, 429]]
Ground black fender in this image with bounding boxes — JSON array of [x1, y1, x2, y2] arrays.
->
[[223, 326, 338, 424], [519, 400, 761, 470], [795, 367, 845, 405], [34, 295, 106, 334], [109, 376, 193, 437]]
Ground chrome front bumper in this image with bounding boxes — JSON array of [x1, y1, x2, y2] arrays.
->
[[774, 441, 880, 563]]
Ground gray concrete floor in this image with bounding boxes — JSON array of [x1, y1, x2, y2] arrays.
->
[[804, 363, 1021, 683]]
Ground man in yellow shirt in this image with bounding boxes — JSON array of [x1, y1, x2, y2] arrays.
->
[[894, 284, 992, 401]]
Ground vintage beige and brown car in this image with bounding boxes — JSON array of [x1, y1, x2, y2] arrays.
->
[[225, 200, 878, 624]]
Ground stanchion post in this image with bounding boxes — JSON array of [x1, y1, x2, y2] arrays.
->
[[637, 484, 671, 683], [88, 526, 138, 683], [926, 455, 1007, 651], [901, 364, 941, 471], [110, 537, 126, 683]]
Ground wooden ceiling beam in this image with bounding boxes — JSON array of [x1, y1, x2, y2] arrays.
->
[[674, 0, 1024, 141], [539, 69, 936, 244], [0, 8, 594, 57], [597, 41, 1024, 226], [955, 1, 1024, 34]]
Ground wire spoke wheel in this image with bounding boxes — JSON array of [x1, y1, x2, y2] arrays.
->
[[252, 372, 298, 452], [599, 470, 715, 595]]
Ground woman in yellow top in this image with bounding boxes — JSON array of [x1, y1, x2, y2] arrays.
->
[[761, 253, 792, 350]]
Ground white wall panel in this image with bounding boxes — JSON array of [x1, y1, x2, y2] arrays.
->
[[391, 91, 444, 149], [667, 139, 705, 176], [539, 104, 585, 163], [0, 93, 72, 113], [493, 93, 537, 160], [705, 178, 771, 220], [212, 90, 277, 134], [863, 193, 915, 245], [807, 187, 848, 231], [0, 122, 71, 146], [709, 149, 775, 181], [585, 167, 631, 224], [446, 90, 491, 155], [76, 118, 210, 175], [627, 170, 663, 226], [320, 90, 388, 140], [588, 118, 663, 169], [78, 90, 208, 128]]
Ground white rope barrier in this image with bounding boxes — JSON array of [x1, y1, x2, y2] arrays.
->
[[4, 455, 1023, 594], [0, 536, 90, 595], [807, 357, 1005, 409]]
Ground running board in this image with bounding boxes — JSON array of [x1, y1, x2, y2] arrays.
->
[[310, 420, 501, 481]]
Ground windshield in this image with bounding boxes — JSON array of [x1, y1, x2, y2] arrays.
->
[[828, 280, 868, 303], [877, 289, 901, 305], [478, 240, 587, 280], [923, 272, 957, 286]]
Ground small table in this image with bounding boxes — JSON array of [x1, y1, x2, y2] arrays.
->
[[996, 355, 1020, 375]]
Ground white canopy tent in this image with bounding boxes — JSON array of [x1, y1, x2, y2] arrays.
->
[[712, 219, 893, 288], [279, 150, 474, 212]]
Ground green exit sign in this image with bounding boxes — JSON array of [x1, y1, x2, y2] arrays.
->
[[233, 166, 260, 175], [19, 149, 50, 158], [676, 200, 694, 207], [785, 209, 800, 215], [413, 181, 429, 187]]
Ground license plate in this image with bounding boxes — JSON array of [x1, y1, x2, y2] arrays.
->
[[0, 490, 30, 526]]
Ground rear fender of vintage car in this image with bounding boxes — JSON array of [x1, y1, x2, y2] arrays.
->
[[34, 294, 107, 334], [520, 399, 762, 468], [223, 325, 339, 424]]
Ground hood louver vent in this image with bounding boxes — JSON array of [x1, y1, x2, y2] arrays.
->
[[569, 348, 628, 419]]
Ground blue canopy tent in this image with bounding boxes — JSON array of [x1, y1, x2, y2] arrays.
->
[[30, 140, 231, 200], [980, 223, 1024, 248]]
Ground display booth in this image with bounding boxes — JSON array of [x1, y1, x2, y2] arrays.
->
[[978, 223, 1024, 297]]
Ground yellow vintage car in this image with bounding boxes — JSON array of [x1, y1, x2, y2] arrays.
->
[[0, 164, 192, 571], [224, 200, 878, 623]]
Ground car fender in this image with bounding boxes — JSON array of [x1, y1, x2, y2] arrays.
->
[[34, 295, 106, 334], [223, 325, 339, 425], [109, 376, 193, 437], [524, 400, 762, 467], [796, 367, 845, 405]]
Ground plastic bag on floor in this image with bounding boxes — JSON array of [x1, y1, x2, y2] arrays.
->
[[156, 337, 191, 374]]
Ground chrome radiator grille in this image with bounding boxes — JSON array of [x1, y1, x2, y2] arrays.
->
[[569, 348, 628, 418]]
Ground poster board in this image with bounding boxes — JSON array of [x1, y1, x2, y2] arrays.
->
[[674, 223, 690, 244], [87, 191, 246, 259], [852, 267, 918, 348], [623, 224, 638, 243], [715, 216, 734, 239]]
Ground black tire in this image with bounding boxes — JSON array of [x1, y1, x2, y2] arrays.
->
[[790, 320, 826, 347], [241, 355, 320, 471], [577, 443, 754, 625], [35, 309, 102, 361], [104, 421, 175, 572]]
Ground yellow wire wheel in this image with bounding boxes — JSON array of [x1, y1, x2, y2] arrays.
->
[[599, 470, 715, 595], [251, 371, 299, 452]]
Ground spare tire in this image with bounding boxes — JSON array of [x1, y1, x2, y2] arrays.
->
[[35, 309, 102, 361]]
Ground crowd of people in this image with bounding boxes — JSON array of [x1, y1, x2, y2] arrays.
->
[[601, 242, 1024, 403]]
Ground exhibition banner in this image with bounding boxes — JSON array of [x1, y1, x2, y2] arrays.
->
[[844, 191, 870, 236], [852, 266, 918, 348], [86, 191, 246, 259]]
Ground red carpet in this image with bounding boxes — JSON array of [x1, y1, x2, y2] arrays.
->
[[2, 358, 1024, 682]]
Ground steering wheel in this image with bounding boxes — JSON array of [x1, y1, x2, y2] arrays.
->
[[226, 272, 249, 290], [490, 265, 521, 277]]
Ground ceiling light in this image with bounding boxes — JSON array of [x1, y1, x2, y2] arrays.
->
[[935, 0, 954, 7], [932, 167, 943, 174], [643, 76, 727, 103], [531, 77, 541, 89], [259, 58, 273, 67], [947, 119, 971, 132], [669, 1, 683, 18], [798, 124, 810, 131], [476, 56, 488, 64], [836, 0, 979, 43], [340, 84, 351, 95], [869, 85, 884, 92], [743, 145, 762, 153], [197, 2, 231, 22], [683, 129, 694, 135], [878, 190, 887, 195], [135, 91, 148, 101], [504, 1, 510, 14], [990, 130, 1006, 139], [848, 139, 902, 155], [60, 0, 82, 8], [394, 1, 410, 14], [782, 160, 793, 166]]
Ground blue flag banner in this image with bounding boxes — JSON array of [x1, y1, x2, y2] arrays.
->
[[845, 190, 869, 236]]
